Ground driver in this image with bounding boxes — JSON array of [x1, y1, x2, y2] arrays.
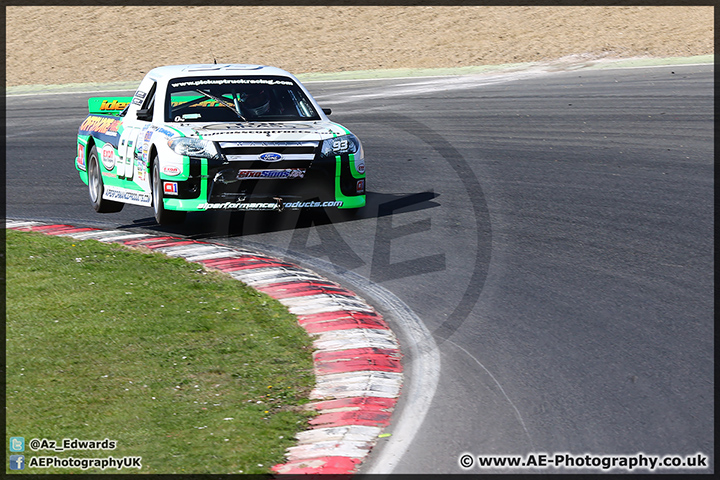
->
[[241, 89, 270, 117]]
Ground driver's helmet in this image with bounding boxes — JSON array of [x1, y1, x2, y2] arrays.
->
[[243, 90, 270, 117]]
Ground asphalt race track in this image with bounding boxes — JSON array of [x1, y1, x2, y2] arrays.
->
[[6, 62, 714, 474]]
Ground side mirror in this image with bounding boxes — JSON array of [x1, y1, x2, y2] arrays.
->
[[322, 108, 332, 115], [137, 108, 152, 121]]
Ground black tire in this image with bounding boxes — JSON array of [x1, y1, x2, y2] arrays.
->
[[88, 145, 124, 213], [151, 159, 186, 225]]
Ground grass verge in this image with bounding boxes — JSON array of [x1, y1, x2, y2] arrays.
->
[[5, 229, 315, 474]]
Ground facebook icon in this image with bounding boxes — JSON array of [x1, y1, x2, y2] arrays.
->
[[10, 455, 25, 470]]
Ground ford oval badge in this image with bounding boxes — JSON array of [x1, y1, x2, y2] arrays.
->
[[258, 152, 283, 162]]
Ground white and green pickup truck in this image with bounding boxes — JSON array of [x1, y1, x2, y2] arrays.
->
[[75, 64, 366, 224]]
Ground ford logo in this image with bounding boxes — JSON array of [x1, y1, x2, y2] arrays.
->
[[258, 152, 283, 162]]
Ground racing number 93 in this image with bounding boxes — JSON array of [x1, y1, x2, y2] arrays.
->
[[333, 139, 350, 151]]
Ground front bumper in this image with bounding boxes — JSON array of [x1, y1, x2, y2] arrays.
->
[[161, 153, 365, 212]]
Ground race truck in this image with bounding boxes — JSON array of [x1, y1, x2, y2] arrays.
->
[[75, 64, 366, 224]]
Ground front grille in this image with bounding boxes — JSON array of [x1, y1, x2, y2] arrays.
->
[[218, 141, 318, 168], [207, 142, 323, 203]]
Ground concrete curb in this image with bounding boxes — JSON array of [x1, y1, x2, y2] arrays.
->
[[5, 220, 403, 475]]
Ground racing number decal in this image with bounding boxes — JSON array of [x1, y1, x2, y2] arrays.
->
[[333, 139, 349, 151], [118, 126, 141, 180]]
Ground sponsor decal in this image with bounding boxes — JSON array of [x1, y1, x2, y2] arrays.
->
[[156, 127, 177, 138], [177, 113, 202, 120], [258, 152, 283, 162], [171, 78, 294, 88], [355, 157, 366, 174], [138, 126, 154, 163], [236, 169, 305, 180], [99, 99, 130, 111], [135, 154, 147, 182], [356, 179, 365, 194], [101, 144, 116, 171], [164, 182, 178, 195], [170, 99, 223, 109], [76, 144, 86, 170], [200, 123, 315, 134], [287, 168, 305, 179], [162, 165, 182, 176], [135, 125, 155, 162], [283, 200, 344, 208], [102, 186, 152, 206], [219, 141, 317, 148], [132, 90, 147, 106], [79, 116, 122, 135], [198, 202, 280, 211]]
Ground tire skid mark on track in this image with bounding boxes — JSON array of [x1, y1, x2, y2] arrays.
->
[[5, 220, 403, 475]]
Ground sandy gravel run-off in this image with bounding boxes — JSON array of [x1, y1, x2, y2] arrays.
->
[[5, 6, 714, 87]]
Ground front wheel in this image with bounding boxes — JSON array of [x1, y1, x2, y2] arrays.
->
[[152, 159, 186, 225], [88, 145, 124, 213]]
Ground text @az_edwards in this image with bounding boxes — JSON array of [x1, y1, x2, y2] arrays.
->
[[458, 452, 709, 472], [27, 437, 117, 452]]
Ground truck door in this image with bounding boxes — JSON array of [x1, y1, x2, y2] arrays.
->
[[118, 82, 156, 183]]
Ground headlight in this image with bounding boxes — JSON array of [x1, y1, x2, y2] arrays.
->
[[320, 134, 363, 158], [168, 138, 220, 160]]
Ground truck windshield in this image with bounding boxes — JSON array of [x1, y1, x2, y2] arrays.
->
[[165, 76, 320, 123]]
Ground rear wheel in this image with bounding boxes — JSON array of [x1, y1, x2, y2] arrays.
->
[[88, 145, 124, 213], [152, 158, 186, 225]]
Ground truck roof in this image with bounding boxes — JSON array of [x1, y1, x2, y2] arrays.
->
[[145, 64, 295, 82]]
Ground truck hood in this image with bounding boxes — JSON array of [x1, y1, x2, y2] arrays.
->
[[174, 121, 347, 142]]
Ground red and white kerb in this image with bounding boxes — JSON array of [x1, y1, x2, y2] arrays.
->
[[5, 220, 403, 475]]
